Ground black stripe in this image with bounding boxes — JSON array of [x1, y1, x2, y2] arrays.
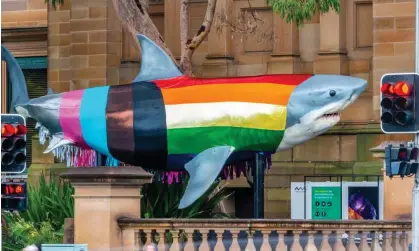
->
[[105, 84, 135, 164], [132, 81, 168, 169]]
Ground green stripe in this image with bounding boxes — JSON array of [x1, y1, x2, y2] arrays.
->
[[167, 126, 284, 154]]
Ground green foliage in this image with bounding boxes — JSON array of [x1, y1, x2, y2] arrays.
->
[[2, 214, 64, 251], [2, 173, 74, 250], [267, 0, 340, 26], [46, 0, 65, 10], [46, 0, 339, 27], [141, 176, 234, 219]]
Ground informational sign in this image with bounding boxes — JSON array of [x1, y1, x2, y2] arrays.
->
[[304, 182, 341, 220], [342, 182, 384, 220], [311, 186, 342, 219]]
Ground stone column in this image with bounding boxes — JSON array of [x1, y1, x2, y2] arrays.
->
[[164, 0, 181, 60], [69, 0, 122, 89], [61, 167, 152, 250], [267, 16, 302, 74], [201, 0, 236, 77], [313, 0, 348, 74], [48, 0, 71, 93]]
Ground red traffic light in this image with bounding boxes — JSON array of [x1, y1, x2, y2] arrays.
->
[[15, 125, 27, 136], [394, 81, 413, 96], [381, 83, 394, 95], [398, 148, 408, 160], [1, 124, 27, 137], [1, 124, 15, 137]]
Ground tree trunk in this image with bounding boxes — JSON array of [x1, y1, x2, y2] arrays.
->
[[110, 0, 177, 64], [111, 0, 218, 77], [179, 0, 218, 75], [180, 0, 190, 74]]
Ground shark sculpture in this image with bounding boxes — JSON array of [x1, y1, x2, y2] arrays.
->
[[2, 34, 367, 209]]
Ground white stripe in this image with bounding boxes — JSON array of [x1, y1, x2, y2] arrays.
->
[[165, 102, 286, 129]]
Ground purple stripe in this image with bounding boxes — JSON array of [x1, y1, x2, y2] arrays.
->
[[59, 90, 89, 148]]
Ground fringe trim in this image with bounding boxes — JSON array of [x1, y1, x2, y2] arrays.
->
[[38, 125, 96, 167], [52, 145, 97, 167], [117, 155, 272, 185]]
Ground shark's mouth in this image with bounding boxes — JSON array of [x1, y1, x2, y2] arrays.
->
[[321, 112, 340, 118], [317, 112, 341, 122]]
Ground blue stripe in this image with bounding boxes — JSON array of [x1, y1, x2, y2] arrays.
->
[[80, 86, 112, 156]]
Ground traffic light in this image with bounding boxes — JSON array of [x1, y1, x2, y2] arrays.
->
[[385, 143, 419, 177], [1, 176, 27, 211], [1, 114, 27, 173], [380, 73, 419, 133]]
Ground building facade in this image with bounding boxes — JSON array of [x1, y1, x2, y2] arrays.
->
[[1, 0, 417, 219]]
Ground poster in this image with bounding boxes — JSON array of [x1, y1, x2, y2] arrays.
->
[[311, 186, 342, 220], [342, 182, 384, 220], [347, 186, 379, 220]]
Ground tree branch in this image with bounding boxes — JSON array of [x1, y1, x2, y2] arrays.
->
[[110, 0, 178, 65], [180, 0, 189, 62], [179, 0, 217, 75]]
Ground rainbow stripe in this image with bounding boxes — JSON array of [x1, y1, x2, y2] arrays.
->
[[57, 74, 313, 169]]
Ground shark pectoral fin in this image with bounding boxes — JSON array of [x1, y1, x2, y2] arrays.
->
[[43, 134, 73, 153], [134, 34, 183, 82], [178, 146, 235, 209]]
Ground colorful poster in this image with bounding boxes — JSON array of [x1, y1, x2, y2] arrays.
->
[[311, 186, 341, 220], [347, 186, 379, 220]]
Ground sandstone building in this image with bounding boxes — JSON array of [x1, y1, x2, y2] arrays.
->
[[1, 0, 417, 219]]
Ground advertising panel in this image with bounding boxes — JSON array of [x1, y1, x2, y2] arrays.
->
[[342, 182, 384, 220]]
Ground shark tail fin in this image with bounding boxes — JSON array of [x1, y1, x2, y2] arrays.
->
[[133, 34, 183, 82], [1, 45, 30, 113], [178, 146, 235, 209]]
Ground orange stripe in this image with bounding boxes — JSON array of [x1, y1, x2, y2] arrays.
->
[[161, 83, 296, 105]]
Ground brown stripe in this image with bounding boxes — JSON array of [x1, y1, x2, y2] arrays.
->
[[105, 84, 135, 164]]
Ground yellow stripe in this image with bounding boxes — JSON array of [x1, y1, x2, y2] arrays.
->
[[166, 103, 287, 131]]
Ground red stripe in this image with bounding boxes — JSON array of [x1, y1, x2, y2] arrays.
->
[[153, 74, 313, 89], [59, 90, 89, 148]]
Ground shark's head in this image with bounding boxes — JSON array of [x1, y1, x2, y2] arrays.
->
[[277, 75, 367, 151]]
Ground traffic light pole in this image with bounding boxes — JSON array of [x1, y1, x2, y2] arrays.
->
[[414, 0, 419, 247], [413, 135, 419, 251]]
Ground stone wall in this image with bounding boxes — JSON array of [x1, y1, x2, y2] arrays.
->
[[48, 0, 122, 92], [373, 0, 416, 118]]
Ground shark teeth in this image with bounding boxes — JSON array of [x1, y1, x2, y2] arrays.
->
[[322, 113, 340, 118]]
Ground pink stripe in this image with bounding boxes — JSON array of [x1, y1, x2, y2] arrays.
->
[[59, 90, 89, 148]]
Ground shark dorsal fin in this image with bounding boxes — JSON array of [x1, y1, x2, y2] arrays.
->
[[133, 34, 182, 82]]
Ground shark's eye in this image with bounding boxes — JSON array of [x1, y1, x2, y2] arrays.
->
[[329, 90, 336, 97]]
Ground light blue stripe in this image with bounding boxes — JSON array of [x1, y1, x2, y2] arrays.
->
[[80, 86, 111, 156]]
